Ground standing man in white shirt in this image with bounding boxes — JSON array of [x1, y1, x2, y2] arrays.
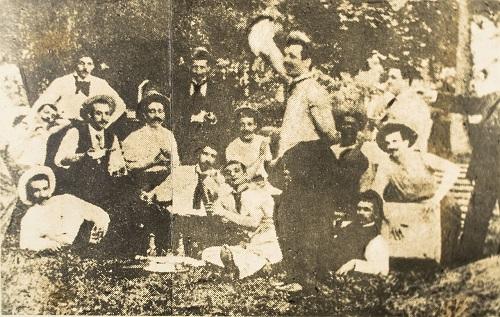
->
[[248, 19, 340, 158], [32, 54, 126, 124], [18, 166, 110, 252]]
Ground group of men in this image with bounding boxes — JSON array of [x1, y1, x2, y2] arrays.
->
[[4, 15, 499, 293]]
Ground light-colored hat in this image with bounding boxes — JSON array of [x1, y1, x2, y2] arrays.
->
[[79, 95, 117, 122], [17, 165, 56, 206]]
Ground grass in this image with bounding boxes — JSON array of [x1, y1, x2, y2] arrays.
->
[[1, 242, 450, 316]]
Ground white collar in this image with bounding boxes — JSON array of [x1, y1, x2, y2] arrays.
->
[[330, 143, 356, 158], [290, 72, 313, 85], [189, 81, 208, 97]]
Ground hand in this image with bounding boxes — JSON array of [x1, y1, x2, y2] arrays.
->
[[87, 148, 107, 160], [109, 166, 127, 177], [336, 260, 356, 275], [141, 190, 155, 204], [423, 198, 440, 215], [205, 112, 218, 125], [389, 224, 405, 240], [89, 226, 105, 244]]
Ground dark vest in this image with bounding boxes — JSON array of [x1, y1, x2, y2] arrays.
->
[[65, 124, 115, 205]]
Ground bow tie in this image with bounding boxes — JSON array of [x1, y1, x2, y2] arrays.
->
[[75, 79, 90, 96]]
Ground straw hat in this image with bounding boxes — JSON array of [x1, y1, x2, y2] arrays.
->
[[79, 95, 117, 122]]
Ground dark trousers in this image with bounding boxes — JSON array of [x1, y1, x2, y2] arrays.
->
[[274, 199, 334, 285], [460, 177, 500, 262]]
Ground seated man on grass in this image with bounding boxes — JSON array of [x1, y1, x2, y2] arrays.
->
[[333, 190, 389, 276], [18, 166, 110, 252], [202, 160, 282, 279]]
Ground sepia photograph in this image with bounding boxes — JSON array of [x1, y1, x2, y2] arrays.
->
[[0, 0, 499, 315]]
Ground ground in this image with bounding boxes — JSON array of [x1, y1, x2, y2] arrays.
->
[[0, 243, 480, 316]]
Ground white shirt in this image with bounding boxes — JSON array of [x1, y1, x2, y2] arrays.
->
[[354, 235, 390, 275], [279, 73, 332, 157], [148, 165, 224, 216], [122, 125, 180, 172], [225, 135, 272, 179], [32, 73, 126, 124], [20, 194, 110, 251]]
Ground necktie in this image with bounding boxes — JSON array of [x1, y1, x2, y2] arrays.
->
[[232, 191, 242, 214], [95, 133, 105, 149], [75, 79, 90, 96], [192, 172, 206, 210]]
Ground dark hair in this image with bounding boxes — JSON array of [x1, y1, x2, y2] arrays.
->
[[191, 48, 212, 63], [223, 160, 247, 172], [137, 91, 169, 122], [285, 38, 312, 61], [337, 110, 368, 131], [236, 108, 261, 126], [359, 190, 385, 230], [26, 173, 50, 200], [29, 173, 50, 184], [196, 143, 219, 156]]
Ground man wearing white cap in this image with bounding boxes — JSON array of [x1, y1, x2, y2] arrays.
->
[[18, 166, 109, 252]]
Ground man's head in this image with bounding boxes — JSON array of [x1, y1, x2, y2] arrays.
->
[[198, 145, 218, 171], [376, 123, 417, 160], [75, 56, 95, 80], [283, 31, 312, 78], [26, 174, 52, 205], [18, 166, 56, 206], [336, 110, 367, 145], [138, 91, 169, 127], [37, 104, 58, 125], [223, 161, 248, 188], [384, 68, 406, 96], [80, 95, 116, 131], [356, 190, 384, 227], [235, 108, 260, 142], [191, 47, 211, 84]]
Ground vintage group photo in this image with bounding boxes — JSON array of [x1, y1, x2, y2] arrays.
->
[[1, 0, 499, 315]]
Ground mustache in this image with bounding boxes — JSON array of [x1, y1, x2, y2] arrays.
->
[[151, 117, 164, 123]]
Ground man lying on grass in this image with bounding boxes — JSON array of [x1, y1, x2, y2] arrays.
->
[[202, 160, 282, 279], [18, 166, 110, 252]]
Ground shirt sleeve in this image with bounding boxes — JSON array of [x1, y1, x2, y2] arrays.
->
[[77, 198, 110, 231], [54, 127, 80, 169], [168, 130, 180, 167], [354, 235, 389, 275]]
